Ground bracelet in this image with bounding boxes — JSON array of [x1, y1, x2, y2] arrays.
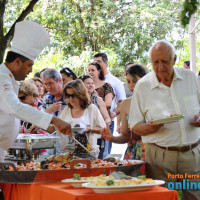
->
[[87, 128, 92, 134], [113, 111, 117, 117]]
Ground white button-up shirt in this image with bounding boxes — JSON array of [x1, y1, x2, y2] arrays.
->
[[0, 63, 52, 160], [129, 67, 200, 146], [105, 72, 126, 112]]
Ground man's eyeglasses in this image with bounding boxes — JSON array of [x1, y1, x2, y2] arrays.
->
[[65, 93, 78, 99], [18, 96, 27, 100]]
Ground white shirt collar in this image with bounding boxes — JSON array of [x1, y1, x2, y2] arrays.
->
[[150, 66, 183, 90]]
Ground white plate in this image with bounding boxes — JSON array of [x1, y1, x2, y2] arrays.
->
[[82, 180, 165, 193], [152, 115, 184, 124], [61, 178, 93, 188], [72, 127, 85, 133]]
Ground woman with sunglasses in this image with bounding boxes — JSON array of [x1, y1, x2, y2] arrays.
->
[[102, 64, 147, 162], [47, 79, 106, 159], [60, 67, 77, 85]]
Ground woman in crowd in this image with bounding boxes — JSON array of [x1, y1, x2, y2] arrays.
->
[[88, 62, 114, 116], [47, 79, 106, 159], [79, 74, 111, 125], [18, 79, 48, 136], [60, 67, 77, 85], [32, 77, 45, 102], [102, 64, 147, 161], [79, 74, 111, 159]]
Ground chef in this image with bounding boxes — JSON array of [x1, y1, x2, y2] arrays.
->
[[0, 21, 72, 162]]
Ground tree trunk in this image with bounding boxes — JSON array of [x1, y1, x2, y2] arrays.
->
[[0, 0, 39, 63]]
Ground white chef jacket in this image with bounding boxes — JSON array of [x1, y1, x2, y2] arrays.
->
[[128, 67, 200, 147], [0, 63, 52, 161]]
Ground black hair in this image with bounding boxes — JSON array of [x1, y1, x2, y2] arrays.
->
[[184, 61, 190, 67], [124, 62, 134, 72], [126, 64, 147, 82], [88, 61, 104, 80], [78, 74, 92, 82], [60, 67, 77, 80], [93, 53, 108, 63], [5, 51, 29, 63], [34, 71, 41, 78]]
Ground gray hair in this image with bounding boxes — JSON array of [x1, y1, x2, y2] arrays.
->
[[149, 40, 176, 59], [19, 79, 38, 97], [42, 68, 62, 82]]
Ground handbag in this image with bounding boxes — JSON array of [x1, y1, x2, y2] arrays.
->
[[74, 133, 91, 153]]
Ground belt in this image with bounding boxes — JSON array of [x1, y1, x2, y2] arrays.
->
[[153, 139, 200, 152]]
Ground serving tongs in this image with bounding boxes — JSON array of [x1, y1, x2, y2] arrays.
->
[[111, 171, 133, 180], [72, 136, 97, 160]]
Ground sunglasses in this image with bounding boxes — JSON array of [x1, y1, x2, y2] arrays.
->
[[18, 96, 26, 100], [65, 93, 78, 99]]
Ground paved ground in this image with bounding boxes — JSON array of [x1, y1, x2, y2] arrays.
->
[[110, 125, 127, 159]]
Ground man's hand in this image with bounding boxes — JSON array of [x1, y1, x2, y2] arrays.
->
[[51, 116, 72, 136], [132, 122, 164, 136], [46, 102, 62, 113], [29, 125, 40, 133], [102, 123, 113, 142], [190, 114, 200, 127]]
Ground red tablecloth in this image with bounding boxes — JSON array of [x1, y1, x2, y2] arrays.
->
[[0, 183, 178, 200]]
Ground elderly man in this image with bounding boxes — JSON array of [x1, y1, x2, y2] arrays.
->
[[0, 21, 71, 162], [129, 40, 200, 200], [42, 68, 66, 117]]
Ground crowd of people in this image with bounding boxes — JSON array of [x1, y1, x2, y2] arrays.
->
[[26, 52, 127, 160], [1, 20, 200, 200]]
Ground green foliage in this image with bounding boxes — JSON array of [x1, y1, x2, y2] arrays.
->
[[176, 38, 200, 73], [181, 0, 199, 27], [25, 0, 185, 69], [2, 0, 200, 78]]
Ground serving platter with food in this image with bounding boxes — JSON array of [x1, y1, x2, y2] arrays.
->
[[82, 179, 165, 193], [0, 153, 144, 183]]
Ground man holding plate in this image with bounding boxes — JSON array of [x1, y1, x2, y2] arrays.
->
[[129, 40, 200, 200]]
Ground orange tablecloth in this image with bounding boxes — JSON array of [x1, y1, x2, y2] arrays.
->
[[0, 183, 178, 200]]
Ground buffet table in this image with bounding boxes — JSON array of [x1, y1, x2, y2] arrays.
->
[[0, 182, 178, 200]]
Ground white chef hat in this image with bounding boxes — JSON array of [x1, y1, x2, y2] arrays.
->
[[10, 21, 50, 61]]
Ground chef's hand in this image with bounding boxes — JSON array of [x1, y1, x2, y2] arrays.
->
[[190, 114, 200, 127], [51, 116, 72, 136], [46, 102, 62, 113], [102, 123, 113, 142], [29, 125, 40, 133]]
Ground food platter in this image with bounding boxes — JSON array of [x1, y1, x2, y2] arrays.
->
[[0, 159, 145, 184], [152, 115, 184, 124], [82, 180, 165, 193]]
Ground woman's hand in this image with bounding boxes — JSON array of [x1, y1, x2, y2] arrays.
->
[[101, 123, 113, 142]]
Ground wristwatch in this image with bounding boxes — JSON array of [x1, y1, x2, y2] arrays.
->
[[87, 128, 92, 134]]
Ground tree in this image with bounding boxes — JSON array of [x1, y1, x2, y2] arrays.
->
[[27, 0, 185, 66], [0, 0, 39, 63]]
